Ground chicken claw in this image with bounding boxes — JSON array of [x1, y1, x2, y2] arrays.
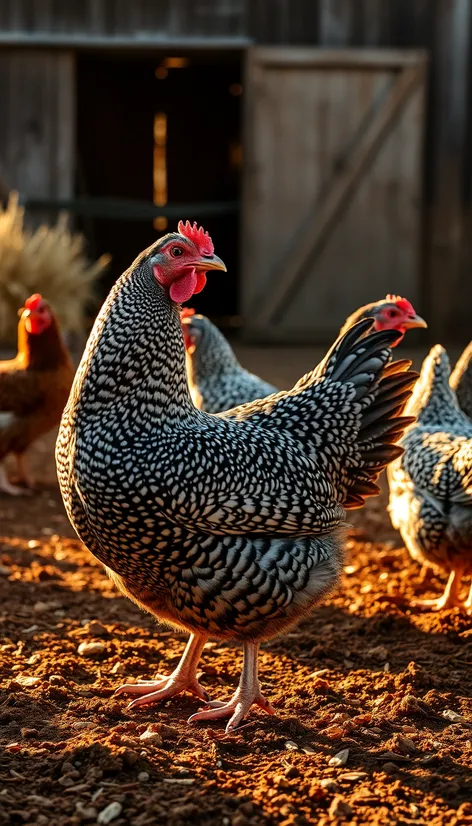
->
[[114, 633, 209, 709], [115, 672, 210, 708], [188, 686, 274, 732], [411, 569, 465, 612], [411, 595, 463, 612], [0, 466, 27, 496], [188, 641, 275, 732]]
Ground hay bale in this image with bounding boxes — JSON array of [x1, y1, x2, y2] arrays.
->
[[0, 193, 110, 344]]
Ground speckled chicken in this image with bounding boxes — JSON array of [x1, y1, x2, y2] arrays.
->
[[388, 345, 472, 611], [181, 309, 277, 413], [183, 295, 426, 414], [57, 221, 418, 731], [450, 341, 472, 422], [338, 294, 426, 341]]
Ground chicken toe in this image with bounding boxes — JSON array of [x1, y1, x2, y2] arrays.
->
[[0, 465, 27, 496], [462, 582, 472, 615], [188, 641, 275, 732], [412, 569, 464, 611], [188, 686, 274, 732], [116, 673, 210, 708], [114, 633, 209, 709]]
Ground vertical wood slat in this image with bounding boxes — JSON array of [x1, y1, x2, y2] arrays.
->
[[427, 0, 472, 339], [318, 0, 353, 46], [87, 0, 106, 34], [0, 50, 75, 222]]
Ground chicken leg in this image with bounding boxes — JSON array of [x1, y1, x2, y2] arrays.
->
[[115, 632, 210, 708], [0, 465, 25, 496], [188, 641, 275, 733], [412, 568, 464, 611], [462, 581, 472, 615]]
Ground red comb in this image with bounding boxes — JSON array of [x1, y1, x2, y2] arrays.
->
[[177, 220, 214, 255], [386, 294, 415, 314], [180, 307, 196, 320], [24, 293, 44, 311]]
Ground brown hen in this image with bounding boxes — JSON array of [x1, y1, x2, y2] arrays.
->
[[0, 294, 74, 494]]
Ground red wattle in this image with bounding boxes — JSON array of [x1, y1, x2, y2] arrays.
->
[[169, 271, 197, 303], [193, 273, 207, 294]]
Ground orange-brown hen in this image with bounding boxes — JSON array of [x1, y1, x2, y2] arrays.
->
[[0, 294, 74, 495]]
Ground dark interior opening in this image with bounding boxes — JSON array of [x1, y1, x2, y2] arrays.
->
[[76, 50, 242, 321]]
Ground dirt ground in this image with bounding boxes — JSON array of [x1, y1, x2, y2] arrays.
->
[[1, 346, 471, 826]]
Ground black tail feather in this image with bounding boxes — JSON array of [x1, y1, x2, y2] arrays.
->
[[318, 320, 419, 509]]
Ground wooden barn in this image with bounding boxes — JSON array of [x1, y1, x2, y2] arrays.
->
[[0, 0, 471, 343]]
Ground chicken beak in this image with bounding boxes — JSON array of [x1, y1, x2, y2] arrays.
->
[[194, 254, 227, 272], [403, 314, 427, 330]]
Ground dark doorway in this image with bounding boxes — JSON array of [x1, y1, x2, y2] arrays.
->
[[76, 50, 242, 320]]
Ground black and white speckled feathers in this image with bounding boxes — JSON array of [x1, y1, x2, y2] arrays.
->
[[388, 345, 472, 575], [450, 341, 472, 422], [183, 313, 277, 413], [57, 233, 418, 642]]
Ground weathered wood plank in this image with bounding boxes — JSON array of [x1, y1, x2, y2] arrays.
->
[[245, 47, 429, 69], [0, 50, 75, 224], [318, 0, 354, 46], [249, 60, 426, 327], [248, 0, 319, 44], [427, 0, 472, 339]]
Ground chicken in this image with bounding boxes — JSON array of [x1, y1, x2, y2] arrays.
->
[[338, 294, 427, 342], [0, 294, 74, 495], [183, 296, 426, 414], [450, 341, 472, 421], [56, 221, 418, 731], [388, 345, 472, 611], [181, 308, 277, 413]]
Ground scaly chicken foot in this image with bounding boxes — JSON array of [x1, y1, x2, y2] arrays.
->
[[115, 633, 210, 709], [461, 581, 472, 615], [188, 642, 275, 733], [412, 568, 465, 611], [0, 465, 27, 496]]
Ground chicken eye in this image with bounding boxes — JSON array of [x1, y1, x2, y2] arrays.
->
[[388, 309, 397, 318], [171, 247, 183, 257]]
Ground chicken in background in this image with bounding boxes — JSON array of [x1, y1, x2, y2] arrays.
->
[[338, 294, 427, 342], [57, 221, 418, 731], [388, 345, 472, 611], [182, 295, 426, 414], [0, 294, 74, 495], [181, 308, 278, 413], [450, 340, 472, 421]]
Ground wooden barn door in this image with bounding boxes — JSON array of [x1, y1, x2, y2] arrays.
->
[[0, 50, 75, 222], [241, 48, 427, 342]]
